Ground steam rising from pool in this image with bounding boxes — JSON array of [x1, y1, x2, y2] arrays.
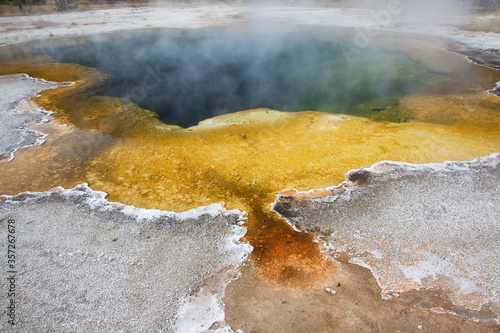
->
[[33, 27, 443, 127]]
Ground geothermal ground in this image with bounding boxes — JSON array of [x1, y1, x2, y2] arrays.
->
[[1, 2, 500, 332]]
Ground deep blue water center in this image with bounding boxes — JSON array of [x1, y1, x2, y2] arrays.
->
[[34, 28, 439, 127]]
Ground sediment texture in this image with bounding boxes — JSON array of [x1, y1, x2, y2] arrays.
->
[[0, 74, 60, 161], [273, 154, 500, 321], [0, 184, 251, 332]]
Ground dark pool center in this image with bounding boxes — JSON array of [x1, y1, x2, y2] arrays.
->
[[33, 27, 446, 127]]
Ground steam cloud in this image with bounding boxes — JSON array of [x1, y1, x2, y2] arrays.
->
[[32, 25, 443, 127]]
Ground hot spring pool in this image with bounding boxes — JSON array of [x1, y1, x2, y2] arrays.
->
[[30, 26, 446, 127], [1, 22, 500, 330]]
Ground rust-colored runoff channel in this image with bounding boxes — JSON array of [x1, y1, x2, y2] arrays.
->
[[223, 198, 500, 333], [244, 199, 336, 288]]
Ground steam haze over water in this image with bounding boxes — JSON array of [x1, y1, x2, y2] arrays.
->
[[33, 27, 444, 127]]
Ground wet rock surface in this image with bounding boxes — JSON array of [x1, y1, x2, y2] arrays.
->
[[0, 74, 60, 161], [456, 48, 500, 71]]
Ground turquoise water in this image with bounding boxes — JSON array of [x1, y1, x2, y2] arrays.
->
[[32, 28, 445, 127]]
